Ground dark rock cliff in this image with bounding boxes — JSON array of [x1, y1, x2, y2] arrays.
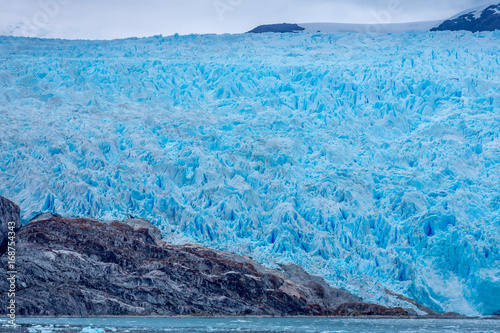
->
[[0, 196, 22, 254], [248, 23, 305, 34], [0, 214, 410, 317]]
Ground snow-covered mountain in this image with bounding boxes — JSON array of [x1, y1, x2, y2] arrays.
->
[[248, 3, 500, 35], [431, 2, 500, 32]]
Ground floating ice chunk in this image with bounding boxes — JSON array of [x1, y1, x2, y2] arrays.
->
[[28, 325, 54, 333], [80, 327, 105, 333]]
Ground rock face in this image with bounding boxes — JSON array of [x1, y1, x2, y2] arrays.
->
[[121, 217, 162, 242], [29, 212, 60, 223], [0, 196, 22, 254], [0, 216, 410, 317], [248, 23, 305, 33], [431, 3, 500, 32], [280, 263, 363, 306]]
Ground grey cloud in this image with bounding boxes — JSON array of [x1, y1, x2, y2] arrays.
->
[[0, 0, 495, 39]]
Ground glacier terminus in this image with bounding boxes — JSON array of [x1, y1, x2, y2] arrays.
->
[[0, 31, 499, 316]]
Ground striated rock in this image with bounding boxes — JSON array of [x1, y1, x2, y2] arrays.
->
[[0, 196, 22, 254], [280, 263, 363, 306], [0, 216, 410, 317], [384, 289, 465, 318]]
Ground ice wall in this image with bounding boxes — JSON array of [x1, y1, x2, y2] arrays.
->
[[0, 32, 499, 315]]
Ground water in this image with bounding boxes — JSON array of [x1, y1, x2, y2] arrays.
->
[[1, 318, 499, 333]]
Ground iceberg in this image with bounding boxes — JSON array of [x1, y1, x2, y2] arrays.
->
[[0, 31, 498, 316], [80, 328, 105, 333]]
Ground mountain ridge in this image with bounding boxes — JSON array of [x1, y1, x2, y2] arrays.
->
[[248, 21, 441, 34], [431, 2, 500, 32]]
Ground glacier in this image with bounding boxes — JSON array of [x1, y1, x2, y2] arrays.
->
[[0, 31, 499, 316]]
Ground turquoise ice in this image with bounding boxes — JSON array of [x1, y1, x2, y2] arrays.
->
[[80, 327, 105, 333], [0, 31, 498, 316]]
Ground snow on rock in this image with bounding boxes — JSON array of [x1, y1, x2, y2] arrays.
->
[[432, 2, 500, 32], [0, 32, 499, 316]]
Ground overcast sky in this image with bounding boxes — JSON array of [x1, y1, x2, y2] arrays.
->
[[0, 0, 495, 39]]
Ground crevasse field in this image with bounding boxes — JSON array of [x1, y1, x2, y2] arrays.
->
[[0, 32, 499, 316]]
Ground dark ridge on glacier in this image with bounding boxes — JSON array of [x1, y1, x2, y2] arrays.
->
[[431, 3, 500, 32], [248, 23, 305, 33]]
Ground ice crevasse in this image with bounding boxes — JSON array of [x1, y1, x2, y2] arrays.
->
[[0, 31, 499, 316]]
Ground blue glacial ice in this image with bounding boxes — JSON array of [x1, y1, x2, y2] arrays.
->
[[0, 32, 499, 316], [80, 327, 105, 333]]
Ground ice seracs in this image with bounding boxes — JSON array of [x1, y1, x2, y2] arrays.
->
[[0, 31, 498, 316]]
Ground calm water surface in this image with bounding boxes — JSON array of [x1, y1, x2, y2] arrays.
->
[[1, 317, 499, 333]]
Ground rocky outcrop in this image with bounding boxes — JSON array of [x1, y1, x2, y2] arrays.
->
[[280, 263, 363, 306], [0, 196, 22, 254], [431, 3, 500, 32], [121, 217, 162, 242], [29, 212, 60, 223], [248, 23, 305, 33], [334, 303, 409, 316], [0, 216, 410, 317]]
